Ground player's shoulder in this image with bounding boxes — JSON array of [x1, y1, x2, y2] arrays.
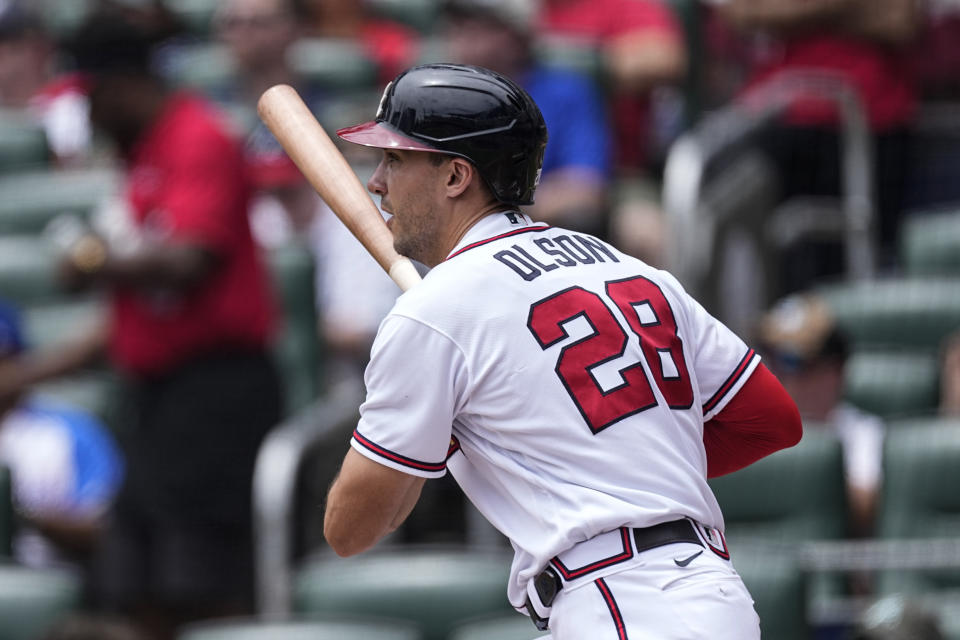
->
[[391, 256, 487, 316]]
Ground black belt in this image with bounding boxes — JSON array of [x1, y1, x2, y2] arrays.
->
[[526, 519, 702, 631]]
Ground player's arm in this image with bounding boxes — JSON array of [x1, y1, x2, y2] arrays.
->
[[324, 448, 426, 557], [703, 363, 802, 478], [60, 239, 221, 293], [61, 123, 242, 293]]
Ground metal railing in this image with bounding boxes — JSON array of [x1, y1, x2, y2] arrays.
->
[[252, 375, 365, 617], [662, 71, 877, 303]]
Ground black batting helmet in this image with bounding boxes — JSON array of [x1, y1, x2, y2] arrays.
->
[[337, 63, 548, 206]]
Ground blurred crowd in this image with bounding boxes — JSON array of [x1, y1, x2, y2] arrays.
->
[[0, 0, 958, 638]]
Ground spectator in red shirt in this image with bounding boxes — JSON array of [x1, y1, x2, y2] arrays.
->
[[14, 8, 284, 638], [299, 0, 419, 86], [710, 0, 921, 291], [0, 1, 93, 166], [538, 0, 687, 171]]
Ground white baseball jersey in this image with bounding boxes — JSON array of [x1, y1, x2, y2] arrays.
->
[[351, 212, 760, 608]]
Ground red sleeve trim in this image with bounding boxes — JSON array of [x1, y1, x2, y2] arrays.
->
[[702, 349, 757, 415], [352, 429, 446, 473], [446, 436, 461, 460]]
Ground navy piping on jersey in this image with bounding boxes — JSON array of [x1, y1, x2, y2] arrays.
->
[[550, 528, 634, 581], [446, 435, 461, 460], [352, 429, 446, 473], [702, 348, 757, 415], [445, 225, 551, 261], [595, 578, 629, 640]]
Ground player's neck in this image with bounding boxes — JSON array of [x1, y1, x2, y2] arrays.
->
[[430, 200, 503, 267]]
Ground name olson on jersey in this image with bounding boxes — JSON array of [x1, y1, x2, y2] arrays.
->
[[494, 234, 620, 281]]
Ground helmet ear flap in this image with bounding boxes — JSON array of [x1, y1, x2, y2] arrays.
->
[[338, 63, 548, 206]]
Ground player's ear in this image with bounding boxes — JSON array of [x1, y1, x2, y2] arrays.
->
[[444, 157, 475, 199]]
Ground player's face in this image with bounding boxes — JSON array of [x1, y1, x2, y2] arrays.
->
[[368, 149, 448, 266]]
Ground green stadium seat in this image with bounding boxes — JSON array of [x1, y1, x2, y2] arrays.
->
[[843, 349, 941, 419], [448, 614, 547, 640], [0, 110, 48, 172], [165, 0, 220, 36], [266, 244, 322, 416], [731, 542, 809, 640], [367, 0, 440, 33], [887, 416, 960, 431], [21, 297, 106, 352], [532, 34, 605, 84], [0, 168, 119, 235], [37, 0, 94, 38], [0, 235, 60, 305], [0, 562, 81, 640], [709, 429, 847, 545], [290, 39, 379, 92], [710, 428, 846, 631], [878, 424, 960, 596], [164, 43, 237, 94], [178, 617, 424, 640], [294, 547, 515, 640], [817, 277, 960, 351], [901, 209, 960, 276]]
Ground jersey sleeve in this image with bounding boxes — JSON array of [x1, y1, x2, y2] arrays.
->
[[664, 274, 760, 420], [351, 314, 468, 479]]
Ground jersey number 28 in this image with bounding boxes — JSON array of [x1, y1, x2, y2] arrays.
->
[[527, 275, 693, 434]]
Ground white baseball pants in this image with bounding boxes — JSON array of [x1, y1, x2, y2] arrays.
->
[[539, 541, 760, 640]]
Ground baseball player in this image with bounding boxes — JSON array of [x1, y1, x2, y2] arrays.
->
[[323, 63, 803, 639]]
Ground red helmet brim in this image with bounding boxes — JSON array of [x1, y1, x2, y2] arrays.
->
[[336, 121, 441, 153]]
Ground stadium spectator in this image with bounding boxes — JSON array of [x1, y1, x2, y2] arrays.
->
[[0, 299, 123, 569], [299, 0, 419, 86], [10, 8, 285, 638], [441, 0, 613, 236], [214, 0, 398, 379], [212, 0, 310, 104], [213, 0, 325, 237], [758, 293, 884, 537], [537, 0, 687, 172], [0, 0, 93, 166], [711, 0, 921, 291], [911, 0, 960, 101]]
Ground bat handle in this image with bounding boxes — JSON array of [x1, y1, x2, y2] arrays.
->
[[389, 258, 422, 292]]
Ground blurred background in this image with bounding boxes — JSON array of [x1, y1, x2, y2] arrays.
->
[[0, 0, 958, 638]]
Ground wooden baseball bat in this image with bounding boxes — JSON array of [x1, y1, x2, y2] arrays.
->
[[257, 84, 421, 292]]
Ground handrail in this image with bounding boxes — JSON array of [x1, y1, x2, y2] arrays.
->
[[252, 375, 365, 617], [662, 70, 876, 298]]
